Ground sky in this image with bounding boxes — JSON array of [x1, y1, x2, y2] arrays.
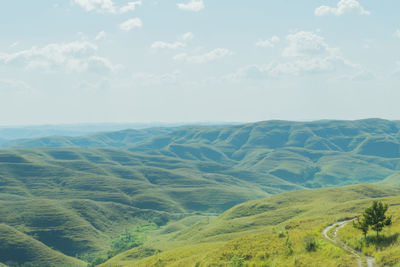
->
[[1, 0, 400, 126]]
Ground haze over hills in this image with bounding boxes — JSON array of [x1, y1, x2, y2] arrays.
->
[[2, 119, 400, 266], [0, 123, 198, 141]]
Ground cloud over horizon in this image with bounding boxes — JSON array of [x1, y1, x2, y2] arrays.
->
[[0, 41, 119, 73], [177, 0, 205, 12], [315, 0, 370, 16], [173, 48, 233, 63], [119, 18, 143, 31], [73, 0, 142, 14]]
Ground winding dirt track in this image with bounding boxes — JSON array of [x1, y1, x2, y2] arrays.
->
[[322, 220, 377, 267]]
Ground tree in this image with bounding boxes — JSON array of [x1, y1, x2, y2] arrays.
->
[[353, 216, 369, 238], [363, 201, 392, 238]]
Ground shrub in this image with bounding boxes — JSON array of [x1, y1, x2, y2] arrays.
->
[[304, 234, 317, 252], [111, 229, 143, 253], [230, 255, 244, 267], [285, 234, 293, 256]]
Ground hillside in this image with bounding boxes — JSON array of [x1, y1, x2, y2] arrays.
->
[[0, 147, 291, 265], [0, 223, 86, 267], [101, 184, 400, 266], [3, 119, 400, 188], [2, 119, 400, 265]]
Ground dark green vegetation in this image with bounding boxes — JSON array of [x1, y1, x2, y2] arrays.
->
[[354, 201, 392, 238], [2, 119, 400, 265]]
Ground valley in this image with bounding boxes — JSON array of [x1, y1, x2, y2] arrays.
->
[[1, 119, 400, 266]]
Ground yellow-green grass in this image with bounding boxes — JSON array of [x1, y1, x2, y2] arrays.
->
[[102, 216, 358, 266], [339, 200, 400, 266], [102, 184, 400, 266]]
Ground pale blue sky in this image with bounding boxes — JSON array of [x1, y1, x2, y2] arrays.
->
[[1, 0, 400, 125]]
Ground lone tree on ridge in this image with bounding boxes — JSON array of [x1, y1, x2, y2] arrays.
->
[[353, 201, 392, 238], [364, 201, 392, 238]]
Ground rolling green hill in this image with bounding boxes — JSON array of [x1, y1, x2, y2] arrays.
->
[[0, 223, 86, 267], [0, 148, 289, 266], [101, 184, 400, 266], [3, 119, 400, 189], [2, 119, 400, 265]]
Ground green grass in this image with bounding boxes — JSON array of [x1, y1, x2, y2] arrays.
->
[[1, 119, 400, 265], [0, 147, 274, 265], [101, 184, 400, 266], [3, 119, 400, 190], [339, 202, 400, 266], [0, 223, 86, 267]]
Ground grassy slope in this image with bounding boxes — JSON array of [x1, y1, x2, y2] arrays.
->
[[102, 184, 400, 266], [0, 224, 85, 267], [0, 148, 279, 216], [2, 119, 400, 265], [338, 202, 400, 266], [127, 119, 400, 188], [3, 119, 400, 189], [0, 148, 280, 265]]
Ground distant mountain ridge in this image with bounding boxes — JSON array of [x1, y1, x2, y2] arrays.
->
[[0, 122, 238, 141], [3, 119, 400, 186], [2, 118, 400, 153], [0, 128, 176, 148]]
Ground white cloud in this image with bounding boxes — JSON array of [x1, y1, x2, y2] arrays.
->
[[119, 1, 142, 13], [119, 18, 143, 31], [151, 41, 185, 49], [228, 31, 358, 80], [95, 31, 106, 40], [73, 0, 141, 14], [315, 0, 370, 16], [0, 79, 31, 92], [151, 32, 194, 50], [0, 41, 119, 73], [173, 48, 233, 63], [255, 36, 280, 48], [86, 56, 119, 73], [282, 31, 333, 58], [277, 31, 357, 75], [181, 32, 194, 41], [73, 0, 116, 13], [268, 56, 355, 76], [394, 30, 400, 38], [177, 0, 205, 12]]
